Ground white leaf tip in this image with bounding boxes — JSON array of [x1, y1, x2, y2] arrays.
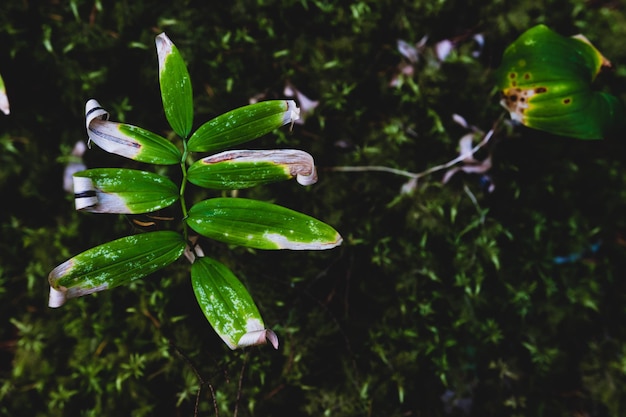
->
[[155, 32, 174, 71], [286, 100, 300, 126], [236, 328, 279, 349], [296, 168, 318, 186], [48, 286, 67, 308]]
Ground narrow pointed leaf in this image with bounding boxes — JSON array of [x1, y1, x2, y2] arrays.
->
[[156, 32, 193, 138], [187, 100, 300, 153], [191, 256, 278, 350], [73, 168, 178, 214], [496, 24, 625, 139], [86, 99, 181, 164], [186, 197, 342, 250], [0, 72, 9, 115], [187, 149, 317, 189], [48, 231, 186, 307]]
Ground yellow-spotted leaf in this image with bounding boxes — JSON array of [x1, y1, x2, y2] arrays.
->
[[156, 32, 193, 138], [496, 24, 625, 140], [191, 256, 278, 350], [48, 231, 186, 308], [73, 168, 178, 214], [186, 197, 342, 250], [187, 149, 317, 189], [85, 99, 182, 164], [187, 100, 300, 153]]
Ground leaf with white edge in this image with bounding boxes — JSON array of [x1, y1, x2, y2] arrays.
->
[[186, 197, 342, 250], [0, 72, 9, 115], [156, 32, 193, 138], [48, 231, 186, 308], [73, 168, 178, 214], [191, 256, 278, 350], [85, 99, 182, 164], [187, 149, 317, 189], [187, 100, 300, 153]]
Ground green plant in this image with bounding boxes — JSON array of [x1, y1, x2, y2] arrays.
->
[[47, 32, 342, 350]]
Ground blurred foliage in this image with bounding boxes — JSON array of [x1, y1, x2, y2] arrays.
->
[[2, 0, 626, 416]]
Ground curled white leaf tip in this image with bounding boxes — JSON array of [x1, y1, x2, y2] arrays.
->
[[48, 286, 67, 308], [237, 329, 279, 349], [72, 175, 131, 214], [85, 99, 109, 122], [282, 149, 317, 186], [73, 176, 97, 210], [84, 100, 145, 160], [266, 329, 279, 349], [295, 167, 318, 186]]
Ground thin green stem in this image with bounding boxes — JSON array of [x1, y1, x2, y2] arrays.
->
[[179, 139, 189, 242]]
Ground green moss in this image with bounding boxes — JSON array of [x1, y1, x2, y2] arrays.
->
[[3, 1, 626, 416]]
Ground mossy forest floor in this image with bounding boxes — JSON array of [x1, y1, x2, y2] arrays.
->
[[3, 1, 626, 416]]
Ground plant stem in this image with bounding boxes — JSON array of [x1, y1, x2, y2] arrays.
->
[[179, 140, 189, 242], [326, 127, 495, 181]]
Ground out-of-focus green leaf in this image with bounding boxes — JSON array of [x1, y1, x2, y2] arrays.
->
[[0, 72, 9, 115], [85, 99, 182, 164], [496, 24, 625, 140], [191, 256, 278, 350], [186, 197, 342, 250], [73, 168, 178, 214], [48, 231, 186, 307], [187, 149, 317, 189], [187, 100, 300, 153], [156, 32, 193, 138]]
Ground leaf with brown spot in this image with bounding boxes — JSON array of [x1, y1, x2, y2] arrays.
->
[[495, 24, 624, 140]]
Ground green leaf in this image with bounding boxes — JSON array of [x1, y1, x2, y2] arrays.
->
[[73, 168, 179, 214], [496, 24, 624, 140], [48, 231, 186, 307], [187, 100, 300, 153], [186, 197, 342, 250], [191, 257, 278, 350], [187, 149, 317, 189], [156, 32, 194, 138], [86, 99, 182, 164]]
